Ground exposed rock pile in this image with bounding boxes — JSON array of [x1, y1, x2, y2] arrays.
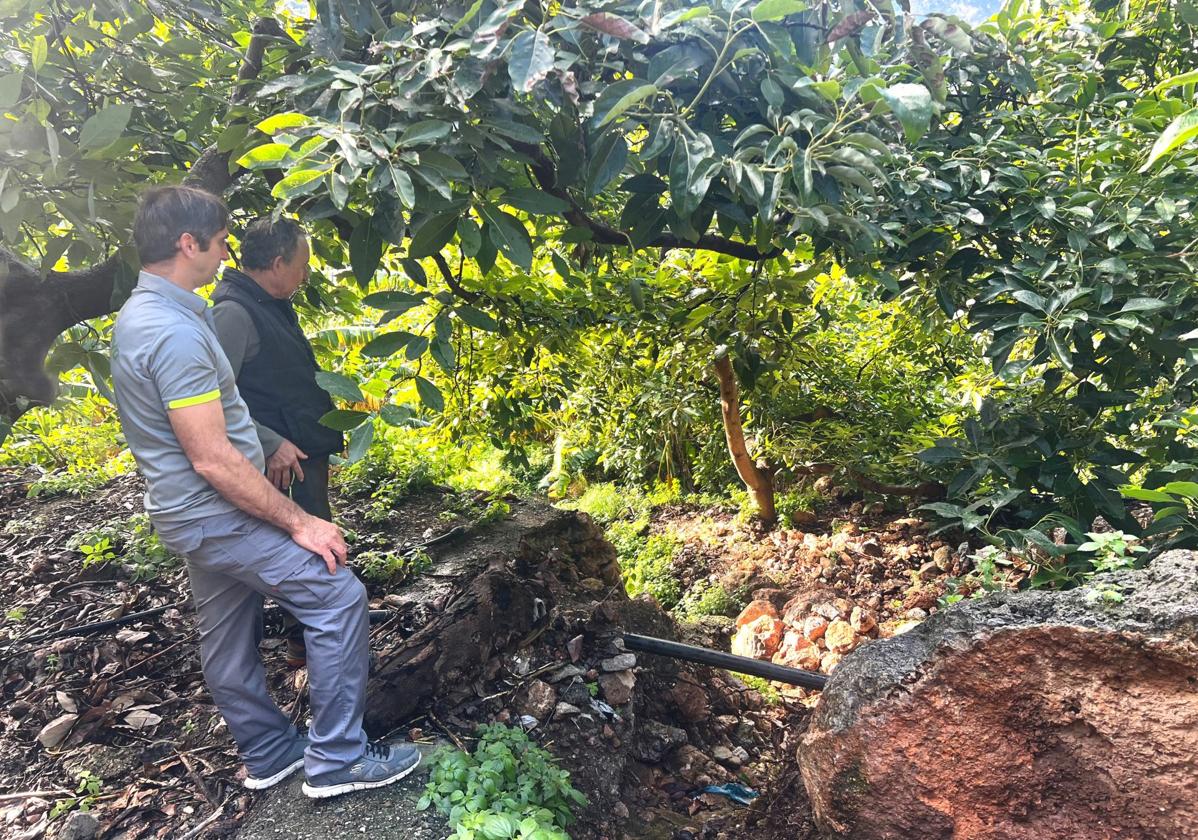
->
[[799, 550, 1198, 840]]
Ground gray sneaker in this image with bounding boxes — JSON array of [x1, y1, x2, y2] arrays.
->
[[245, 732, 308, 790], [301, 741, 421, 799]]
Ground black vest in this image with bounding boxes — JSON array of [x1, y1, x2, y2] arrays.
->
[[213, 270, 343, 456]]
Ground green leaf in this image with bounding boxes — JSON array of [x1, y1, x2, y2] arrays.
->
[[592, 80, 657, 128], [350, 221, 385, 285], [415, 376, 445, 412], [314, 371, 364, 403], [448, 0, 485, 34], [431, 337, 455, 373], [456, 305, 498, 331], [30, 35, 47, 72], [1162, 481, 1198, 499], [409, 212, 458, 258], [391, 165, 416, 209], [361, 331, 415, 357], [1118, 485, 1178, 503], [346, 420, 374, 463], [1143, 107, 1198, 169], [400, 120, 452, 146], [478, 205, 533, 270], [78, 103, 134, 152], [880, 83, 934, 143], [0, 72, 23, 110], [503, 188, 570, 215], [508, 29, 555, 93], [271, 167, 329, 200], [751, 0, 808, 23], [586, 131, 628, 196], [319, 409, 371, 431], [236, 143, 291, 170], [256, 112, 313, 135], [1118, 297, 1168, 314], [362, 291, 426, 311], [1151, 68, 1198, 95]]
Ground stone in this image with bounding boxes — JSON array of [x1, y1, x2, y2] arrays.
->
[[668, 681, 710, 723], [56, 812, 99, 840], [801, 615, 829, 641], [567, 634, 584, 662], [599, 669, 636, 705], [553, 702, 581, 718], [730, 625, 765, 659], [860, 539, 883, 558], [932, 545, 953, 570], [819, 650, 842, 673], [735, 599, 779, 627], [772, 632, 822, 671], [918, 560, 940, 580], [789, 508, 819, 527], [712, 745, 735, 764], [631, 720, 688, 763], [801, 550, 1198, 840], [731, 615, 784, 659], [850, 606, 876, 634], [559, 677, 591, 707], [667, 744, 721, 785], [600, 653, 636, 672], [824, 619, 856, 653], [904, 607, 928, 621], [731, 746, 750, 766], [546, 663, 586, 683], [517, 680, 557, 721]]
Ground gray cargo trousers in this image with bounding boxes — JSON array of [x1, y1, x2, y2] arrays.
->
[[154, 508, 369, 778]]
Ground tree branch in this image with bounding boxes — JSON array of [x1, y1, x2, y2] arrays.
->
[[509, 139, 779, 262], [0, 18, 285, 421]]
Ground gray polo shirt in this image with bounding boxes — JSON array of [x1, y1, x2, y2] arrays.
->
[[111, 271, 265, 524]]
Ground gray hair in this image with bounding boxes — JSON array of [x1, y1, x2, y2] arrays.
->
[[240, 217, 305, 271]]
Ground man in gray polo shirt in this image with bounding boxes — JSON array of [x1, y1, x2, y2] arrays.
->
[[111, 185, 418, 798]]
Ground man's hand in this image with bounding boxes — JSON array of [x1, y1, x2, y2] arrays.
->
[[290, 514, 348, 575], [266, 439, 308, 489]]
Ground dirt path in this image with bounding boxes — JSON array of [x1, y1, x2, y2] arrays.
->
[[235, 744, 446, 840]]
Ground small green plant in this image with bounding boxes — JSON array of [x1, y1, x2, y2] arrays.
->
[[79, 536, 117, 568], [49, 771, 102, 820], [6, 606, 27, 622], [1077, 531, 1146, 574], [355, 547, 432, 584], [622, 532, 682, 609], [418, 723, 586, 839], [569, 482, 634, 524], [938, 545, 1017, 607], [70, 514, 176, 579], [741, 674, 782, 705], [676, 580, 745, 622]]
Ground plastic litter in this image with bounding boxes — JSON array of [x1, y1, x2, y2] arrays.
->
[[700, 782, 759, 806]]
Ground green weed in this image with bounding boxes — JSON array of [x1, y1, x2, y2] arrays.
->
[[417, 723, 586, 839]]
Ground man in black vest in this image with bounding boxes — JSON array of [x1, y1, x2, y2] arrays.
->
[[212, 217, 343, 665]]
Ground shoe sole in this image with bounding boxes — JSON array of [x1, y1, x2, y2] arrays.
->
[[301, 753, 421, 799], [244, 757, 306, 790]]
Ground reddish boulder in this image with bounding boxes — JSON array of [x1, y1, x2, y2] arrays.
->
[[735, 599, 779, 627], [800, 551, 1198, 840]]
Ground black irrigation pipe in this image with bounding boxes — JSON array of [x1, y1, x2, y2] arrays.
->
[[623, 632, 829, 691]]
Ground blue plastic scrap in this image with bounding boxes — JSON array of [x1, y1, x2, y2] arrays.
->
[[699, 783, 759, 806]]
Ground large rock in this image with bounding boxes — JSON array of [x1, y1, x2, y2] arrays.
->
[[800, 551, 1198, 840]]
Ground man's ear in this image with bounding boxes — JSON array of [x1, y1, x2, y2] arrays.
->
[[178, 232, 198, 257]]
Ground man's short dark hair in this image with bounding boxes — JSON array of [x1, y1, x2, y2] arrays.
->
[[240, 217, 305, 271], [133, 185, 228, 264]]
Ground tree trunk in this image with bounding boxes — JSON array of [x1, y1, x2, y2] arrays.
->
[[713, 355, 777, 526], [362, 497, 624, 731], [0, 18, 284, 424]]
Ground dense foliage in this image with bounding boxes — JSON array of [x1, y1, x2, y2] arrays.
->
[[4, 0, 1198, 581]]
